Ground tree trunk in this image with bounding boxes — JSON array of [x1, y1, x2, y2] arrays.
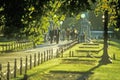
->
[[99, 10, 112, 64]]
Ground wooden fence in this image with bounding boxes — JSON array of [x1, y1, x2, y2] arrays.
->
[[0, 41, 34, 53], [0, 40, 77, 80]]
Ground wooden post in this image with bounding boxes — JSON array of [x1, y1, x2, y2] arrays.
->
[[5, 44, 7, 52], [7, 62, 10, 80], [14, 59, 17, 78], [49, 49, 51, 60], [1, 45, 3, 53], [8, 43, 11, 51], [69, 50, 71, 57], [72, 51, 74, 57], [47, 50, 49, 61], [113, 53, 116, 60], [25, 56, 28, 74], [20, 42, 22, 50], [10, 42, 12, 51], [44, 51, 46, 62], [20, 58, 22, 75], [61, 48, 63, 58], [17, 42, 18, 51], [0, 64, 2, 71], [0, 64, 2, 80], [13, 42, 15, 51], [34, 54, 36, 67], [12, 42, 14, 50], [52, 49, 54, 58], [48, 50, 50, 60], [38, 52, 40, 65], [30, 55, 32, 69], [41, 53, 43, 64], [56, 49, 59, 58]]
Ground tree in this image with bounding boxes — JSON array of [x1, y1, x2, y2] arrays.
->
[[113, 0, 120, 28], [3, 0, 25, 38], [59, 0, 96, 16], [95, 0, 119, 64], [1, 0, 50, 41], [1, 0, 96, 43], [0, 0, 5, 35]]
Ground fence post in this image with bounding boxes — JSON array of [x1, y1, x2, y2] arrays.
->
[[113, 53, 116, 60], [40, 53, 43, 64], [47, 50, 49, 61], [9, 43, 11, 51], [52, 49, 54, 59], [0, 64, 2, 80], [5, 44, 7, 52], [49, 49, 51, 60], [20, 58, 22, 75], [38, 52, 40, 65], [13, 42, 15, 51], [56, 49, 59, 58], [61, 48, 63, 58], [16, 42, 18, 51], [14, 59, 17, 78], [0, 64, 2, 71], [12, 42, 14, 50], [21, 42, 22, 49], [44, 51, 46, 62], [34, 54, 36, 67], [7, 62, 10, 80], [48, 50, 50, 60], [25, 56, 28, 74], [30, 55, 32, 69], [69, 50, 71, 57], [23, 55, 28, 80]]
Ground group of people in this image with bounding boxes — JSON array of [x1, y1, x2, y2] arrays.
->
[[44, 26, 92, 44], [46, 27, 78, 44], [65, 28, 78, 41], [49, 27, 60, 44]]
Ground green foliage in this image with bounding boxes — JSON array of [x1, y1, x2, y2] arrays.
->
[[59, 0, 96, 16], [95, 0, 120, 28], [0, 0, 97, 44]]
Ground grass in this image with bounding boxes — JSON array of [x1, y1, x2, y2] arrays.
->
[[13, 39, 120, 80], [89, 60, 120, 80]]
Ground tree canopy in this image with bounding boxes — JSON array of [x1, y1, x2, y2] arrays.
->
[[0, 0, 120, 43]]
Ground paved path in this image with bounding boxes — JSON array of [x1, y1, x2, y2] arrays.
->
[[0, 40, 73, 72], [25, 40, 72, 53]]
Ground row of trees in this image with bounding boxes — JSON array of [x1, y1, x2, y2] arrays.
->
[[0, 0, 120, 43], [0, 0, 96, 43], [0, 0, 49, 43]]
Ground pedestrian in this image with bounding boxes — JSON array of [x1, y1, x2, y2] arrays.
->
[[66, 28, 70, 41], [49, 29, 54, 44], [54, 27, 60, 44]]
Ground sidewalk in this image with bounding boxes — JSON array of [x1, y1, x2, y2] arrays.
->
[[25, 40, 73, 53], [0, 40, 73, 72]]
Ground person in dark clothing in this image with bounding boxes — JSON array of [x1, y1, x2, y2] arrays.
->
[[54, 27, 60, 44], [49, 30, 54, 44], [66, 28, 70, 41]]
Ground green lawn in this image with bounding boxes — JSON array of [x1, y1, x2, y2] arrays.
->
[[14, 40, 120, 80]]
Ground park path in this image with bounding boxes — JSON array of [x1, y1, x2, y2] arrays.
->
[[0, 40, 73, 72]]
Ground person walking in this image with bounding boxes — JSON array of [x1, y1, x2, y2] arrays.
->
[[54, 27, 60, 44]]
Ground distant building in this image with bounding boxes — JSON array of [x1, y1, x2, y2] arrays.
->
[[91, 31, 114, 39]]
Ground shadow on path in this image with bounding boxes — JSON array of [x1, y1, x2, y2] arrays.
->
[[77, 63, 102, 80]]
